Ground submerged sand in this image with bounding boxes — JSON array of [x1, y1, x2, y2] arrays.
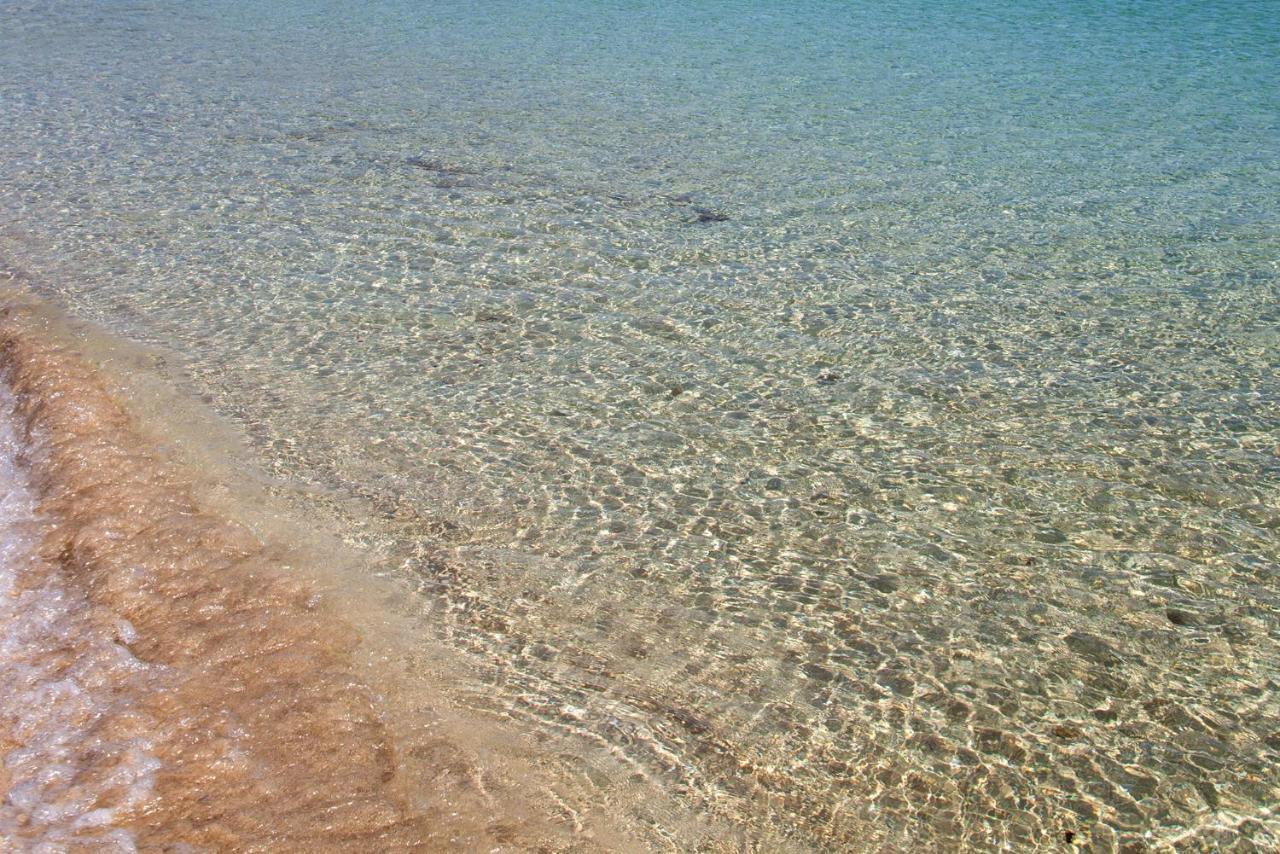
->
[[0, 293, 646, 851]]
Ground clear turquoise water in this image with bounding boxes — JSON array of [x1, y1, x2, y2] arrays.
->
[[2, 0, 1278, 848]]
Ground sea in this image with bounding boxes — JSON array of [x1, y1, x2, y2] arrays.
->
[[1, 0, 1277, 849]]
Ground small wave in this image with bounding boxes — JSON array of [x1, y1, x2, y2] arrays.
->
[[0, 302, 438, 848], [0, 383, 158, 851]]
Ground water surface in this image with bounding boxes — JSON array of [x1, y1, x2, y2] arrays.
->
[[1, 0, 1278, 848]]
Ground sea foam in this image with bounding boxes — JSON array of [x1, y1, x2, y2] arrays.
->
[[0, 383, 159, 851]]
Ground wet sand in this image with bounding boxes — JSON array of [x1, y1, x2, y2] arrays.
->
[[0, 290, 652, 851]]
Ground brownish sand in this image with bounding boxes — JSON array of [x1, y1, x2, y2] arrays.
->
[[0, 295, 625, 851]]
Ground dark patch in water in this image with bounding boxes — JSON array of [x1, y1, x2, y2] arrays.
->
[[405, 155, 476, 175], [689, 207, 729, 224]]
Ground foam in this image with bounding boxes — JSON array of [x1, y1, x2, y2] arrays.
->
[[0, 383, 159, 851]]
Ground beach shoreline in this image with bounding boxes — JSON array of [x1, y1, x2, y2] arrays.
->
[[0, 284, 657, 851]]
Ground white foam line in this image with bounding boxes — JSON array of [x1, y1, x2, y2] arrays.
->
[[0, 382, 162, 851]]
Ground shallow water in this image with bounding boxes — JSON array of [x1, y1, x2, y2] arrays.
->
[[1, 0, 1279, 848]]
